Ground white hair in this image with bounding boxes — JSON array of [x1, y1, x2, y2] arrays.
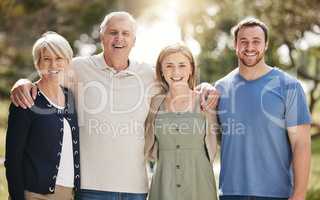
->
[[32, 31, 73, 69], [99, 11, 137, 35]]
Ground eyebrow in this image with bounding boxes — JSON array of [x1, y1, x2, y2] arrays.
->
[[239, 37, 262, 40], [108, 29, 131, 32], [164, 61, 188, 65]]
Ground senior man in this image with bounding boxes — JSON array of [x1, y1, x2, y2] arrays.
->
[[10, 12, 219, 200]]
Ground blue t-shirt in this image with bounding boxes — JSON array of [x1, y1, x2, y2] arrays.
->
[[215, 67, 311, 198]]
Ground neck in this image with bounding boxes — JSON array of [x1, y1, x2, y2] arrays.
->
[[239, 60, 271, 80], [104, 53, 129, 71], [37, 78, 61, 96], [166, 84, 194, 112], [168, 84, 192, 99]]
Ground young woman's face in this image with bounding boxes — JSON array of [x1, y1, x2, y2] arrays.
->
[[38, 48, 68, 78], [161, 52, 193, 88]]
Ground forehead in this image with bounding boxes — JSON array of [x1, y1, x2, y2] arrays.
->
[[237, 26, 265, 40], [162, 52, 190, 63], [40, 47, 61, 57], [106, 16, 135, 32]]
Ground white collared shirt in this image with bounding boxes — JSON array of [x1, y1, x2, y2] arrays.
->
[[69, 53, 160, 193]]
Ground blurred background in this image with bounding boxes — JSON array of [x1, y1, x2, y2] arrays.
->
[[0, 0, 319, 199]]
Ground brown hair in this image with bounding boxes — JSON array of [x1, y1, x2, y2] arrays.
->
[[155, 43, 197, 93], [231, 17, 269, 43]]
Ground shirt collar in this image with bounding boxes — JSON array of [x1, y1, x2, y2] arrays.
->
[[93, 53, 136, 76]]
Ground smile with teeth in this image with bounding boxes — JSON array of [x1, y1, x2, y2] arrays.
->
[[112, 44, 126, 49], [244, 52, 257, 57], [47, 69, 61, 74], [170, 77, 183, 82]]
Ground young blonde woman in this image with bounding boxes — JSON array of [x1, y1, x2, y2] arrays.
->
[[144, 44, 218, 200], [5, 32, 80, 200]]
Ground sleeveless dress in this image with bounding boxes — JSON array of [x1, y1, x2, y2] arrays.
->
[[148, 98, 217, 200]]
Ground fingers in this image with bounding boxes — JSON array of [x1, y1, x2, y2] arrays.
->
[[15, 94, 28, 109], [202, 89, 220, 113], [200, 88, 208, 109], [206, 93, 220, 113], [21, 88, 35, 108], [31, 86, 38, 100], [195, 84, 201, 92], [10, 92, 19, 107], [10, 84, 35, 109]]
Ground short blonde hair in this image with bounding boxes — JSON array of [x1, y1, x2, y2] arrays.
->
[[99, 11, 137, 35], [156, 43, 197, 92], [32, 31, 73, 69]]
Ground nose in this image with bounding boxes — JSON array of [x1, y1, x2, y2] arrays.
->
[[115, 33, 124, 42], [246, 42, 254, 51], [50, 59, 59, 68], [172, 66, 180, 75]]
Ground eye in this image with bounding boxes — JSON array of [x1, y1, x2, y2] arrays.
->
[[253, 40, 261, 45], [179, 64, 187, 68], [240, 40, 248, 45], [109, 31, 118, 36], [165, 64, 173, 68], [122, 31, 130, 36]]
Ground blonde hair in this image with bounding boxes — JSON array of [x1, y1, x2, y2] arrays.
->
[[32, 31, 73, 70], [99, 11, 137, 35], [155, 43, 197, 92]]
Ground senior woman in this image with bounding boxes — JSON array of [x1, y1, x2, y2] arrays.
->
[[5, 31, 80, 200]]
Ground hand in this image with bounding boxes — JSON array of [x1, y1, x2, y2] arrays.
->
[[196, 83, 220, 111], [10, 79, 37, 109]]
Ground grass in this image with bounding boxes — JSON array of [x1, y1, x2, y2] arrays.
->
[[309, 137, 320, 189], [0, 100, 9, 199]]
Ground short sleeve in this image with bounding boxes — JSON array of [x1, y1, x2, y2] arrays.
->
[[285, 82, 311, 127]]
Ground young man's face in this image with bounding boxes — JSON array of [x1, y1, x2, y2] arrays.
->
[[100, 16, 136, 62], [234, 26, 268, 67]]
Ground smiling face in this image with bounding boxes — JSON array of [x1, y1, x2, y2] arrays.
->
[[37, 47, 68, 79], [100, 15, 136, 65], [235, 26, 268, 68], [161, 52, 193, 89]]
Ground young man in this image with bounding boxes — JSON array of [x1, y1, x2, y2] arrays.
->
[[9, 12, 219, 200], [216, 18, 311, 200]]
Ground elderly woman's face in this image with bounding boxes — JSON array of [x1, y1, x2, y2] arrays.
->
[[38, 48, 68, 78]]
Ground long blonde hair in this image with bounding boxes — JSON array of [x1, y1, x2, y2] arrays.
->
[[155, 43, 197, 92]]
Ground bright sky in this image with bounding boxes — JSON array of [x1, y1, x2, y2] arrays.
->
[[75, 0, 201, 66], [130, 0, 201, 65]]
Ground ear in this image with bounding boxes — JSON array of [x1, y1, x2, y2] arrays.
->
[[133, 36, 136, 47], [264, 41, 269, 51], [233, 39, 237, 50]]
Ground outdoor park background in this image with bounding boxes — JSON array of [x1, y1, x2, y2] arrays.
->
[[0, 0, 319, 199]]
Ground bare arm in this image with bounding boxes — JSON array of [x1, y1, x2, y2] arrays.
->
[[204, 110, 219, 163], [288, 124, 311, 200]]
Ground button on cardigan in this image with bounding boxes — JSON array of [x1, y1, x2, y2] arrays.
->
[[5, 87, 80, 200]]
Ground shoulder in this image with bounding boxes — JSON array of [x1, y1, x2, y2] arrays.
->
[[149, 93, 166, 112], [72, 55, 92, 66], [131, 60, 155, 76], [8, 103, 32, 119], [215, 68, 239, 92], [272, 68, 303, 89], [71, 53, 102, 70]]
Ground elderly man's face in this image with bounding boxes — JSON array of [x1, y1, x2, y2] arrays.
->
[[100, 16, 136, 62]]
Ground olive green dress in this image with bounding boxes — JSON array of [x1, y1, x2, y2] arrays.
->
[[148, 100, 217, 200]]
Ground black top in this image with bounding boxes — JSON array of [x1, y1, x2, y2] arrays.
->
[[5, 87, 80, 200]]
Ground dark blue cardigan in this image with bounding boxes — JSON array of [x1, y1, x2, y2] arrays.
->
[[5, 87, 80, 200]]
